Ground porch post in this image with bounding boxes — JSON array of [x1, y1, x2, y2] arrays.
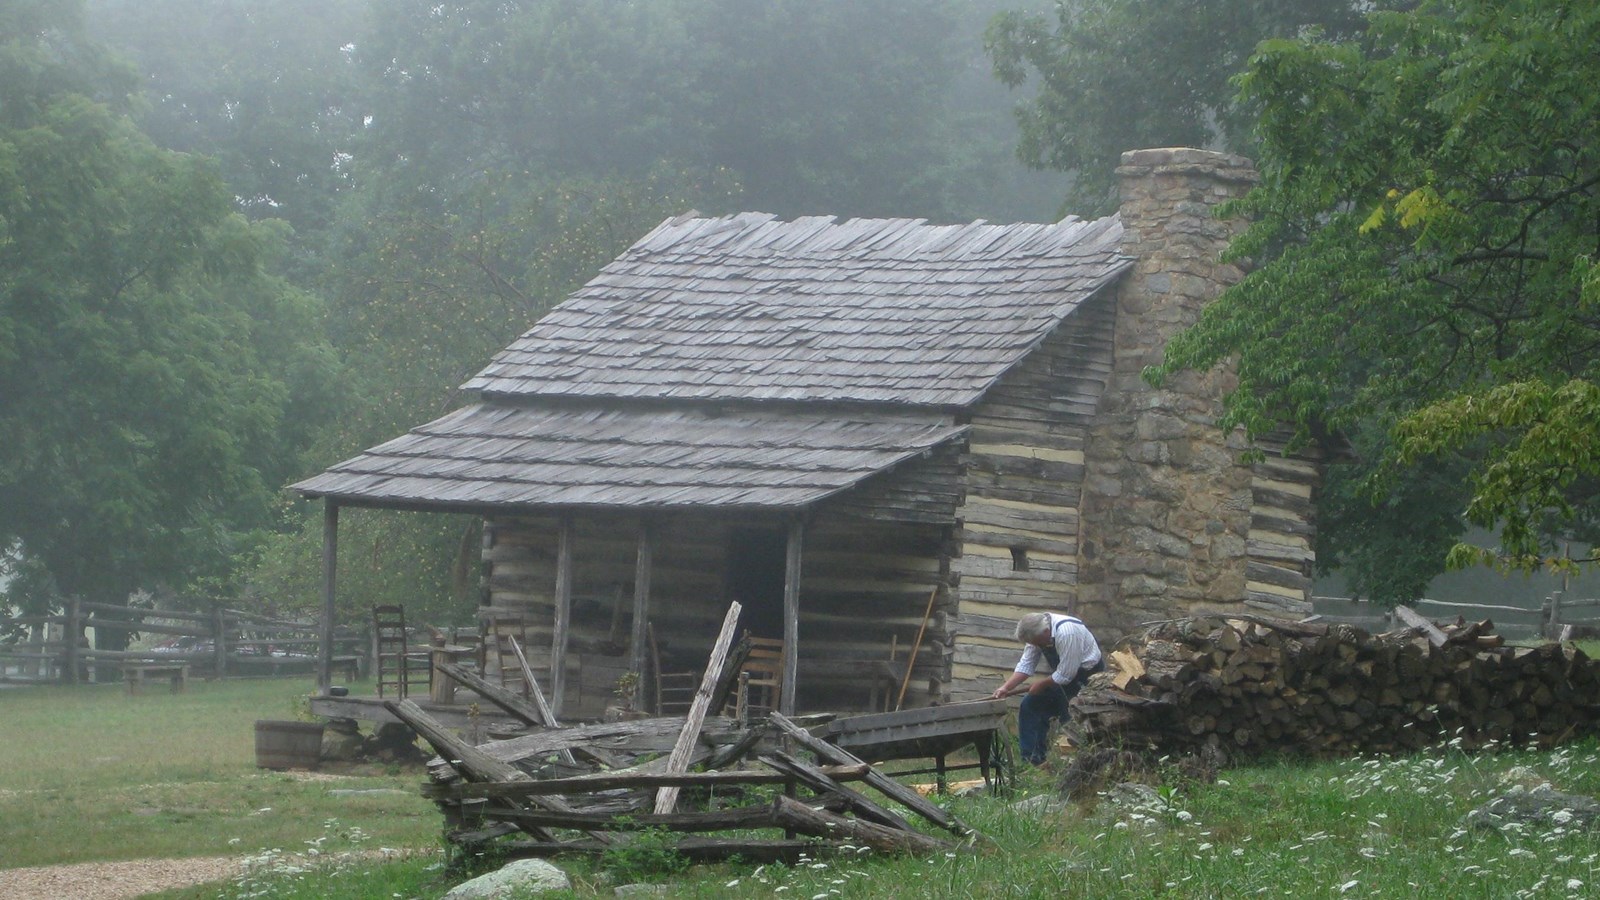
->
[[317, 500, 339, 693], [630, 518, 654, 709], [551, 515, 574, 717], [780, 516, 803, 715]]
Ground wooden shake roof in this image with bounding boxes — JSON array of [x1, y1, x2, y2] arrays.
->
[[292, 404, 966, 512], [465, 212, 1129, 407], [294, 212, 1129, 513]]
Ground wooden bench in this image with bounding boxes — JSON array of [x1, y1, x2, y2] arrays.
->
[[330, 655, 361, 682], [123, 662, 190, 695]]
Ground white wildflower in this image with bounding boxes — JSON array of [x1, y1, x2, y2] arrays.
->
[[1567, 879, 1584, 890]]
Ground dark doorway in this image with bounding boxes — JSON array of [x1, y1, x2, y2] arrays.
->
[[726, 527, 787, 639]]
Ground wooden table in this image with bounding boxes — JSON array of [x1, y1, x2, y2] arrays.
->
[[823, 698, 1013, 793], [123, 662, 190, 695]]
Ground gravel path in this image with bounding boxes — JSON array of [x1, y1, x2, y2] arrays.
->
[[0, 856, 245, 900]]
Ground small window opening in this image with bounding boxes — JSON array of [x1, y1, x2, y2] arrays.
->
[[1010, 547, 1030, 572]]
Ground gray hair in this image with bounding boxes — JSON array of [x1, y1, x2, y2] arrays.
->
[[1014, 612, 1052, 644]]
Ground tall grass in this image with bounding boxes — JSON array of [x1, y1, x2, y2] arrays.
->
[[157, 738, 1600, 899], [10, 678, 1600, 898], [0, 679, 438, 869]]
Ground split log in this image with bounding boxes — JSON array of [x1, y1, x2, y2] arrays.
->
[[420, 763, 872, 801], [769, 794, 952, 856], [655, 602, 742, 814], [768, 711, 973, 838], [472, 836, 834, 865], [760, 751, 913, 832], [507, 635, 581, 767], [387, 699, 613, 845], [1077, 612, 1600, 760]]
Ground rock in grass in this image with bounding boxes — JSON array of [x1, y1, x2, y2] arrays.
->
[[1464, 785, 1600, 832], [442, 859, 571, 898]]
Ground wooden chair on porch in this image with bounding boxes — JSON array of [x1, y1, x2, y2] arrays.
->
[[646, 621, 699, 716], [480, 615, 531, 697], [730, 633, 784, 722], [372, 605, 431, 699]]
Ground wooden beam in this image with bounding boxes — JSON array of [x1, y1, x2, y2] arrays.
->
[[770, 794, 952, 856], [423, 763, 871, 801], [767, 711, 973, 837], [631, 519, 653, 709], [782, 518, 803, 715], [551, 515, 573, 716], [508, 636, 580, 767], [654, 601, 742, 814], [437, 662, 543, 725], [318, 501, 339, 693], [761, 750, 913, 832], [386, 698, 527, 784]]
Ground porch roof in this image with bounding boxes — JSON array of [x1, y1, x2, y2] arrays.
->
[[291, 402, 967, 513]]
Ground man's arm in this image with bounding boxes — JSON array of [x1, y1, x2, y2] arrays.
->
[[992, 670, 1031, 699]]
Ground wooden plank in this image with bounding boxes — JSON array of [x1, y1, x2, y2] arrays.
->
[[506, 635, 603, 767], [318, 502, 338, 693], [655, 601, 743, 814], [761, 751, 913, 832], [552, 516, 573, 716], [782, 519, 803, 715], [767, 712, 973, 837], [423, 763, 871, 800], [770, 794, 952, 856], [386, 699, 528, 784], [438, 662, 537, 723], [631, 520, 653, 709]]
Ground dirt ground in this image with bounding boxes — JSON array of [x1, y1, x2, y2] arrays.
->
[[0, 856, 245, 900]]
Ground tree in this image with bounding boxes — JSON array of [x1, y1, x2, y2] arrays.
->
[[0, 0, 340, 638], [84, 0, 369, 266], [985, 0, 1383, 213], [1152, 0, 1600, 599]]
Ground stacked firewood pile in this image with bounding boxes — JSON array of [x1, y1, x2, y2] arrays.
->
[[385, 603, 977, 864], [1072, 608, 1600, 759]]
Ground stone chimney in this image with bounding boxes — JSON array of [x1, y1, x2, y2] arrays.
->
[[1076, 148, 1259, 638]]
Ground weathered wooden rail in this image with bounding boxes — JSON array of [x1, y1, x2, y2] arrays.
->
[[0, 596, 365, 684], [1311, 593, 1600, 641]]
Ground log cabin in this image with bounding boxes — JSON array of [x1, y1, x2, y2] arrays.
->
[[292, 148, 1318, 719]]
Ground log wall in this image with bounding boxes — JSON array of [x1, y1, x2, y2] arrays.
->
[[483, 506, 952, 718], [948, 288, 1116, 700], [1246, 445, 1320, 618]]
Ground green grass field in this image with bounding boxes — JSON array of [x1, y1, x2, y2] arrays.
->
[[7, 677, 1600, 898], [0, 678, 438, 871]]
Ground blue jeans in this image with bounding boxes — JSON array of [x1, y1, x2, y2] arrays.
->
[[1017, 664, 1101, 765]]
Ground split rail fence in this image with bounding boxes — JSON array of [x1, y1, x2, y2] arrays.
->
[[1312, 592, 1600, 641], [0, 597, 365, 685]]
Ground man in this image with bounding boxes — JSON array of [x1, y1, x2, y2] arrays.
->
[[991, 611, 1104, 766]]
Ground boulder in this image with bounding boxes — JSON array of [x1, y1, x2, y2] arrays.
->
[[442, 859, 571, 899]]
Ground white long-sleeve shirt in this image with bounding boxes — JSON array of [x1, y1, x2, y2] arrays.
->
[[1014, 613, 1102, 685]]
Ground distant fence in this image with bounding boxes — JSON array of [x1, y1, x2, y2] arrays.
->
[[0, 597, 365, 685], [1311, 592, 1600, 641]]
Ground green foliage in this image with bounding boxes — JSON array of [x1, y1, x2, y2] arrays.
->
[[1153, 0, 1600, 591], [0, 0, 341, 626], [985, 0, 1378, 213], [84, 0, 369, 249], [599, 826, 690, 884]]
